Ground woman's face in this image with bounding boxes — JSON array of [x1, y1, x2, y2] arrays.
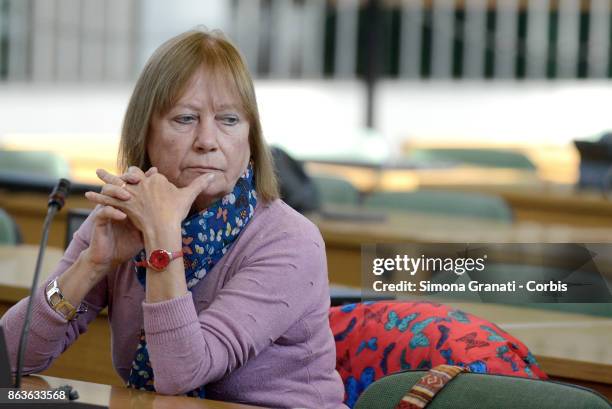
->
[[147, 68, 251, 210]]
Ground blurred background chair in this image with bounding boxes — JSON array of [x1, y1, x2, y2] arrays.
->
[[64, 208, 91, 249], [405, 148, 537, 170], [0, 208, 22, 245], [574, 133, 612, 193], [270, 146, 320, 213], [312, 174, 361, 207], [0, 150, 71, 179], [362, 189, 513, 222]]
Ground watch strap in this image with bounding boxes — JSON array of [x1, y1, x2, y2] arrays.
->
[[135, 249, 184, 271], [45, 278, 87, 321]]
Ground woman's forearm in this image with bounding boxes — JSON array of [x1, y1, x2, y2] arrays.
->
[[143, 223, 187, 303], [56, 249, 110, 308], [0, 240, 109, 374]]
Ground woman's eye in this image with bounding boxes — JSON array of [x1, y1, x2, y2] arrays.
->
[[174, 115, 197, 125], [219, 115, 239, 126]]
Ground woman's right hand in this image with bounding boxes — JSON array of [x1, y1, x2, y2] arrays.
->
[[82, 167, 158, 277], [83, 205, 142, 276]]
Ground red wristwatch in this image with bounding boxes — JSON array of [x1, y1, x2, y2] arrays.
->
[[136, 249, 184, 272]]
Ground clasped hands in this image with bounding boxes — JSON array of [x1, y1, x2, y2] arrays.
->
[[86, 166, 214, 233], [82, 166, 214, 274]]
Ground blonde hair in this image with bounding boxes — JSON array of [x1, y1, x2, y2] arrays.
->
[[118, 28, 279, 203]]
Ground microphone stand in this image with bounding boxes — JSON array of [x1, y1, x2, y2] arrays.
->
[[14, 179, 70, 389], [11, 179, 110, 407]]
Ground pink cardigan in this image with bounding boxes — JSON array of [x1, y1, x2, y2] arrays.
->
[[1, 199, 347, 408]]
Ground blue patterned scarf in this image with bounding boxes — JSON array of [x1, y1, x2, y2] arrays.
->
[[126, 163, 258, 397]]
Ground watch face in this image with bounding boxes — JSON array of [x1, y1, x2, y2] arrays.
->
[[149, 250, 170, 270], [49, 292, 61, 306]]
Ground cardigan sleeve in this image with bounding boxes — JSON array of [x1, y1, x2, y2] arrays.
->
[[0, 210, 108, 375], [141, 222, 328, 395]]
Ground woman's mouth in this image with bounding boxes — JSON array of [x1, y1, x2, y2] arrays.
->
[[184, 166, 221, 173]]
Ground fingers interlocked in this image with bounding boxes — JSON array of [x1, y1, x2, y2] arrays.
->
[[87, 166, 161, 211], [96, 169, 134, 202]]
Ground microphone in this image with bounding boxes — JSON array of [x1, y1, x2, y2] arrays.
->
[[15, 179, 71, 388], [48, 178, 71, 210]]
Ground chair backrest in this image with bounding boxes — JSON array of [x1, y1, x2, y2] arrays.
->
[[362, 189, 513, 222], [0, 208, 21, 245], [0, 150, 71, 179], [270, 146, 320, 213], [65, 208, 91, 249], [312, 174, 361, 206], [355, 370, 611, 409], [407, 148, 537, 170]]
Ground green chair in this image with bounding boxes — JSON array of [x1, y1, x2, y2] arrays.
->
[[0, 150, 71, 179], [355, 370, 611, 409], [406, 148, 537, 170], [0, 208, 21, 245], [312, 175, 361, 206], [362, 190, 513, 222]]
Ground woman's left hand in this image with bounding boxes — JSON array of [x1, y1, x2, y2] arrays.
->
[[85, 167, 215, 240]]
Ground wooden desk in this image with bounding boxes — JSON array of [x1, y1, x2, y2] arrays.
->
[[310, 205, 612, 286], [0, 245, 64, 303], [306, 162, 612, 228], [22, 375, 265, 408]]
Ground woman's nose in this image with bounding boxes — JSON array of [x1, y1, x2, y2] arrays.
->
[[193, 117, 219, 152]]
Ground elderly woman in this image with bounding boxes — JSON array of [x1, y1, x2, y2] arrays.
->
[[1, 29, 347, 409]]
